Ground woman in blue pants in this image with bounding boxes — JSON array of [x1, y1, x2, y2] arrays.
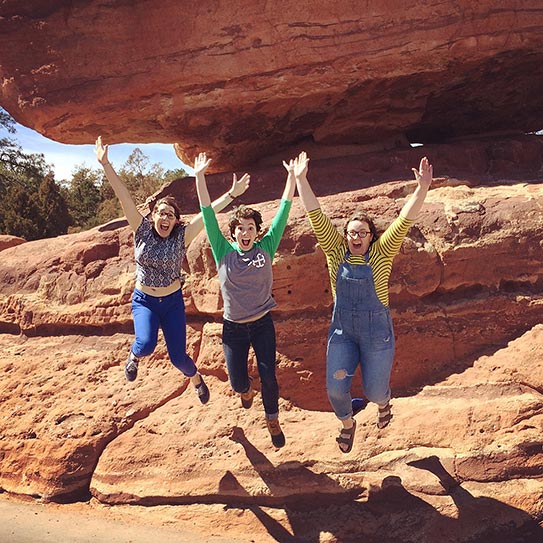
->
[[95, 137, 248, 403]]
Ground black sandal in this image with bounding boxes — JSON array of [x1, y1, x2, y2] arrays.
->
[[336, 419, 356, 453], [377, 403, 393, 429]]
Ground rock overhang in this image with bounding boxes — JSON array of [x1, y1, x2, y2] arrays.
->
[[1, 1, 543, 171]]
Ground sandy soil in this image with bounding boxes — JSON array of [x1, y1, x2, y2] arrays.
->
[[0, 495, 250, 543]]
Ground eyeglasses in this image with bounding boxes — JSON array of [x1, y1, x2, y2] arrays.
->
[[156, 211, 176, 220], [347, 230, 371, 239]]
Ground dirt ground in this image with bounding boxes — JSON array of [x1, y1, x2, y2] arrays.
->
[[0, 495, 252, 543]]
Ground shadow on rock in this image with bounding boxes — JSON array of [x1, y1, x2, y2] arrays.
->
[[223, 430, 542, 543], [406, 455, 543, 543]]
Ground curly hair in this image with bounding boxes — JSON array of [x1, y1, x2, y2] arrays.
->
[[228, 205, 263, 238]]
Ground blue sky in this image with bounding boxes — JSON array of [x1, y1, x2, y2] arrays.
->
[[5, 121, 194, 181]]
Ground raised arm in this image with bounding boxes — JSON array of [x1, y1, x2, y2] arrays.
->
[[192, 151, 213, 208], [400, 156, 433, 220], [95, 136, 143, 231], [183, 149, 250, 246], [281, 157, 297, 201], [293, 151, 320, 212], [259, 156, 298, 256]]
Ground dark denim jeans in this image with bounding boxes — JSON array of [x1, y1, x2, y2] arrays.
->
[[222, 312, 279, 418]]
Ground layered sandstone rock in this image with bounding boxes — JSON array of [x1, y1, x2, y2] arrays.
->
[[1, 1, 543, 170], [0, 161, 543, 492], [0, 235, 25, 252], [0, 324, 541, 541], [0, 157, 542, 539], [2, 168, 543, 396]]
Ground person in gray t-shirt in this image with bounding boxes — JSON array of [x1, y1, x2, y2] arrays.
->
[[194, 151, 299, 448]]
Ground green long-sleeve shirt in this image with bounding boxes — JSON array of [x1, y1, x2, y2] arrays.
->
[[201, 199, 292, 322]]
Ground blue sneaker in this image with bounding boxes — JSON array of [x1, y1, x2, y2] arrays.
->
[[352, 397, 367, 416]]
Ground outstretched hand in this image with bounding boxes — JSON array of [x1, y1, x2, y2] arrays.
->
[[294, 151, 309, 178], [193, 152, 212, 176], [95, 136, 109, 165], [412, 156, 433, 190], [230, 172, 250, 198], [282, 157, 295, 175]]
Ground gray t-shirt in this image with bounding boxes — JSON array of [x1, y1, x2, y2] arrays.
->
[[201, 200, 292, 322]]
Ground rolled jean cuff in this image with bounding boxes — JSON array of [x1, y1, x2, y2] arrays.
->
[[265, 412, 279, 421]]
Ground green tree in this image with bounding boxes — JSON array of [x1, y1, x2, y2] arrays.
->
[[94, 176, 122, 225], [117, 148, 171, 205], [0, 139, 46, 196], [0, 109, 71, 240], [163, 167, 188, 184], [0, 109, 50, 196], [66, 165, 102, 231], [1, 185, 43, 240], [1, 110, 187, 236], [92, 149, 189, 226], [37, 173, 72, 237]]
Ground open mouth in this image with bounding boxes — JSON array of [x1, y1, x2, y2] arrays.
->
[[240, 239, 251, 249], [159, 223, 170, 233]]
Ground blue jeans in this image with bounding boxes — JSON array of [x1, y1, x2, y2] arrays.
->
[[326, 258, 395, 420], [131, 288, 197, 377], [222, 312, 279, 419]]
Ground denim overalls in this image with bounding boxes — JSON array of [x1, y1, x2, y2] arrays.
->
[[326, 252, 395, 420]]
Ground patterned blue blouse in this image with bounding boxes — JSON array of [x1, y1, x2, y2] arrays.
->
[[134, 217, 186, 288]]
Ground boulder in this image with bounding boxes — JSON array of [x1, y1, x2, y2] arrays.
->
[[0, 235, 26, 252], [1, 1, 543, 170]]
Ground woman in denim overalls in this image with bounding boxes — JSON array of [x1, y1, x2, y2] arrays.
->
[[294, 152, 433, 453]]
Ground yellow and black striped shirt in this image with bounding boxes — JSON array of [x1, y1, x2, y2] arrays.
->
[[307, 209, 413, 307]]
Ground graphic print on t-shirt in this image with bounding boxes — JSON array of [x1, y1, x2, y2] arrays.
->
[[243, 252, 266, 268]]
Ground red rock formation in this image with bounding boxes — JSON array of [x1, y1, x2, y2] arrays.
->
[[2, 2, 543, 537], [0, 322, 541, 541], [1, 2, 543, 170], [0, 158, 542, 539], [2, 168, 542, 396], [0, 235, 26, 252]]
